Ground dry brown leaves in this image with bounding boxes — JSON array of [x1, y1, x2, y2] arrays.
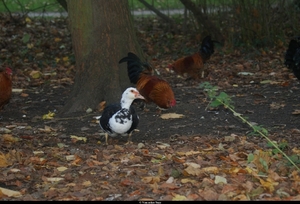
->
[[1, 14, 300, 201], [0, 131, 300, 201]]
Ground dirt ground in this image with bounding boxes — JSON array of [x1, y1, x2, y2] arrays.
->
[[2, 59, 300, 148], [1, 15, 300, 201]]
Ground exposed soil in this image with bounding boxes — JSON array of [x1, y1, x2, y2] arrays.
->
[[1, 15, 300, 201], [2, 57, 299, 148]]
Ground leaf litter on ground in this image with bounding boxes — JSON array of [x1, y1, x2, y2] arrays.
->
[[0, 14, 300, 201]]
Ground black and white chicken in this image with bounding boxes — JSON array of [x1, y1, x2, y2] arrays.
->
[[96, 87, 145, 145], [284, 37, 300, 80]]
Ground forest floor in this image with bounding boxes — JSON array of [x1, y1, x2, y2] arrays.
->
[[0, 15, 300, 201]]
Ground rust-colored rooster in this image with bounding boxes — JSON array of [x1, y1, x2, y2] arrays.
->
[[0, 67, 12, 110], [168, 35, 216, 80], [119, 52, 176, 110]]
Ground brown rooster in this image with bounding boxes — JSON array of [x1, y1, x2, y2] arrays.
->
[[0, 67, 12, 110], [168, 35, 216, 80], [119, 52, 176, 110]]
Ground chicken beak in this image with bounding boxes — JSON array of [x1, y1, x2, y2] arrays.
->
[[133, 90, 145, 100], [136, 93, 145, 100]]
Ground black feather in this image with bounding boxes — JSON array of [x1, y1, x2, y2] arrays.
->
[[119, 52, 151, 84], [199, 35, 215, 60], [119, 52, 152, 84], [284, 37, 300, 80], [99, 103, 139, 135]]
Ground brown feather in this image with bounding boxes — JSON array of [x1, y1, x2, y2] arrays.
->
[[137, 74, 175, 109], [119, 52, 176, 109], [171, 53, 204, 80], [0, 68, 12, 110], [169, 35, 216, 80]]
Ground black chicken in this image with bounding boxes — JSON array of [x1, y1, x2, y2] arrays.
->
[[284, 37, 300, 80]]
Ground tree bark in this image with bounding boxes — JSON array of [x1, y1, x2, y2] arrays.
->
[[180, 0, 225, 45], [60, 0, 142, 116]]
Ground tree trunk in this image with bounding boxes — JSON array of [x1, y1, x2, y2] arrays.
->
[[60, 0, 142, 116], [180, 0, 225, 45]]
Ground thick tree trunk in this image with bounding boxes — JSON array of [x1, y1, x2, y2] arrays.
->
[[60, 0, 142, 116]]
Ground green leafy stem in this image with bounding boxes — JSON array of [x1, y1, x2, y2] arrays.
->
[[199, 82, 300, 172]]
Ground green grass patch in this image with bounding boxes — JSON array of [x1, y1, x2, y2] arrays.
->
[[0, 0, 64, 13], [0, 0, 234, 14]]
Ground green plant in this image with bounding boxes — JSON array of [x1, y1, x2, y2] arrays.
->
[[266, 140, 288, 155], [199, 81, 300, 171], [0, 0, 64, 13]]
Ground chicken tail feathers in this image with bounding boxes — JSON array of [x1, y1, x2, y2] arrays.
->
[[199, 35, 215, 61], [285, 37, 300, 80], [119, 52, 151, 84], [285, 39, 299, 68]]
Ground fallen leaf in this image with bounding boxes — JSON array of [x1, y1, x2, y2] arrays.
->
[[0, 187, 22, 198], [12, 88, 23, 93], [214, 175, 227, 184], [198, 189, 219, 200], [33, 151, 44, 155], [10, 168, 21, 173], [202, 166, 219, 174], [20, 93, 29, 98], [183, 165, 202, 176], [29, 70, 42, 79], [184, 162, 201, 169], [82, 180, 91, 187], [86, 108, 93, 113], [160, 182, 179, 190], [177, 150, 201, 156], [55, 37, 62, 42], [42, 111, 55, 120], [172, 194, 187, 201], [65, 155, 75, 161], [186, 193, 199, 200], [260, 80, 272, 84], [160, 113, 184, 119], [172, 156, 185, 163], [237, 71, 254, 76], [0, 128, 11, 133], [120, 179, 134, 186], [292, 109, 300, 115], [181, 178, 198, 184], [129, 190, 141, 197], [270, 102, 285, 110], [292, 147, 300, 155], [46, 177, 64, 182], [70, 135, 87, 143], [166, 177, 174, 183], [141, 176, 160, 184], [232, 194, 249, 200], [2, 134, 19, 143], [0, 152, 10, 167], [57, 167, 68, 172]]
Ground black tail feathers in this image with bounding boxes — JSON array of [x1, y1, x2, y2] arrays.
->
[[285, 39, 300, 68], [284, 37, 300, 80], [199, 35, 216, 60], [119, 52, 151, 84]]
